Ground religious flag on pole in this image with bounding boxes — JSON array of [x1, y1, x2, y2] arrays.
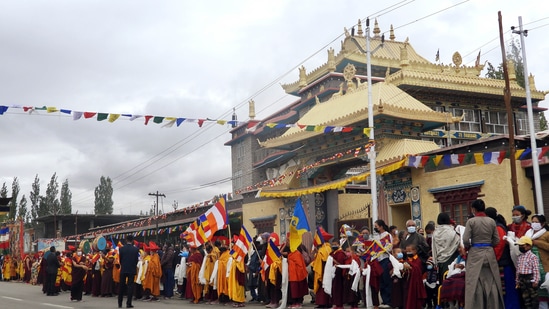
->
[[232, 225, 253, 262], [313, 226, 325, 247], [0, 226, 10, 253], [289, 199, 310, 252], [202, 196, 228, 235]]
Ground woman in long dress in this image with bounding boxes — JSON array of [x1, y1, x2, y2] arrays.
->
[[462, 199, 504, 309]]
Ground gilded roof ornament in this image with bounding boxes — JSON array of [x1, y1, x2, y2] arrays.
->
[[385, 67, 391, 79], [355, 77, 365, 89], [390, 25, 395, 40], [373, 19, 381, 38], [507, 60, 516, 81], [529, 74, 537, 91], [249, 99, 256, 120], [298, 65, 308, 88], [327, 47, 336, 72], [357, 19, 363, 36], [452, 52, 462, 67], [344, 27, 351, 38]]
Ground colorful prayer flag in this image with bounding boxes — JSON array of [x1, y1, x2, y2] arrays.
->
[[313, 226, 324, 247]]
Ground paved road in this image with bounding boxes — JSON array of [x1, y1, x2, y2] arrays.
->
[[0, 281, 315, 309]]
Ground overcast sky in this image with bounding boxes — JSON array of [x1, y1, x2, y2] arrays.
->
[[1, 0, 548, 216]]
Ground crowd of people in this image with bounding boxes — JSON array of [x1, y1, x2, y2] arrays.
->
[[1, 199, 549, 309]]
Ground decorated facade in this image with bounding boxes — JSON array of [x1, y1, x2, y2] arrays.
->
[[226, 19, 547, 236]]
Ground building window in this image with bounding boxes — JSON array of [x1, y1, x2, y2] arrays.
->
[[236, 141, 245, 164], [441, 202, 470, 226], [515, 111, 529, 135], [451, 108, 481, 133], [482, 111, 508, 134], [233, 170, 243, 190], [429, 181, 483, 226]]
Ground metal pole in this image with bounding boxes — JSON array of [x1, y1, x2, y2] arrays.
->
[[514, 16, 544, 215], [149, 191, 166, 243], [366, 18, 378, 223]]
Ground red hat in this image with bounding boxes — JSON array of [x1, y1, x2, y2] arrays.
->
[[148, 241, 160, 251], [143, 244, 149, 251], [68, 245, 76, 252], [133, 240, 139, 246]]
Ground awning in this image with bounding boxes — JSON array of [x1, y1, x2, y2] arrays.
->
[[428, 180, 485, 194], [259, 158, 406, 198]]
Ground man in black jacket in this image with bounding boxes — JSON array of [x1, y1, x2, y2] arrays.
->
[[118, 235, 139, 308], [45, 246, 60, 296]]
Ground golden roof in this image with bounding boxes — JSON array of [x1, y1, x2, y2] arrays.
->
[[260, 82, 455, 148], [386, 69, 547, 101], [376, 138, 440, 164]]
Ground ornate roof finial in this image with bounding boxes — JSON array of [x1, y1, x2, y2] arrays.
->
[[248, 100, 256, 120], [373, 19, 381, 38], [327, 47, 336, 72], [231, 107, 237, 128], [529, 73, 537, 91], [507, 60, 516, 81], [385, 67, 391, 78], [298, 65, 308, 88], [357, 19, 363, 36], [390, 24, 395, 40]]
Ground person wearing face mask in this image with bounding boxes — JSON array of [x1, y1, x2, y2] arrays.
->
[[71, 248, 88, 302], [389, 248, 406, 309], [462, 199, 504, 309], [484, 207, 520, 309], [329, 240, 346, 309], [531, 214, 549, 308], [402, 244, 426, 309], [399, 220, 429, 264], [508, 205, 533, 238], [515, 236, 540, 309], [373, 219, 393, 309]]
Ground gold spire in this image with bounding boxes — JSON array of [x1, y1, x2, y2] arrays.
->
[[248, 100, 256, 120], [357, 19, 363, 36], [390, 24, 395, 40], [373, 19, 381, 38]]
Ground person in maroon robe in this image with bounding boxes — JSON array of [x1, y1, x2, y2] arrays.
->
[[23, 254, 32, 283], [343, 243, 361, 309], [184, 246, 203, 301], [330, 240, 347, 309], [84, 253, 93, 295], [71, 248, 88, 302], [101, 250, 115, 297], [403, 244, 426, 309]]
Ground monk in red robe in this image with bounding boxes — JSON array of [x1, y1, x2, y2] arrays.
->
[[330, 241, 347, 309], [403, 244, 426, 309], [71, 248, 89, 302]]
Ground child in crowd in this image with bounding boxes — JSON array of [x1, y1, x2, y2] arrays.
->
[[515, 236, 540, 309], [390, 248, 406, 309]]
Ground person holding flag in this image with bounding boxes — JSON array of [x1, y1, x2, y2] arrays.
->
[[287, 199, 311, 309], [265, 235, 282, 308], [312, 226, 333, 309], [216, 240, 231, 305], [229, 226, 252, 307]]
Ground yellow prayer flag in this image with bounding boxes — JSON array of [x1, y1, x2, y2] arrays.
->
[[363, 128, 371, 137], [434, 155, 443, 166], [473, 153, 484, 165], [108, 114, 121, 123], [46, 107, 59, 113]]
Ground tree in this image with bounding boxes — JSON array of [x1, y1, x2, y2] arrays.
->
[[0, 182, 7, 198], [43, 173, 60, 216], [9, 177, 20, 220], [30, 175, 40, 226], [94, 176, 113, 214], [59, 179, 72, 214], [0, 182, 7, 222], [484, 40, 548, 131], [18, 195, 30, 226]]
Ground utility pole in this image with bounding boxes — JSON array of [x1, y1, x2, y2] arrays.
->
[[149, 191, 166, 243], [513, 16, 544, 215], [498, 11, 520, 206]]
